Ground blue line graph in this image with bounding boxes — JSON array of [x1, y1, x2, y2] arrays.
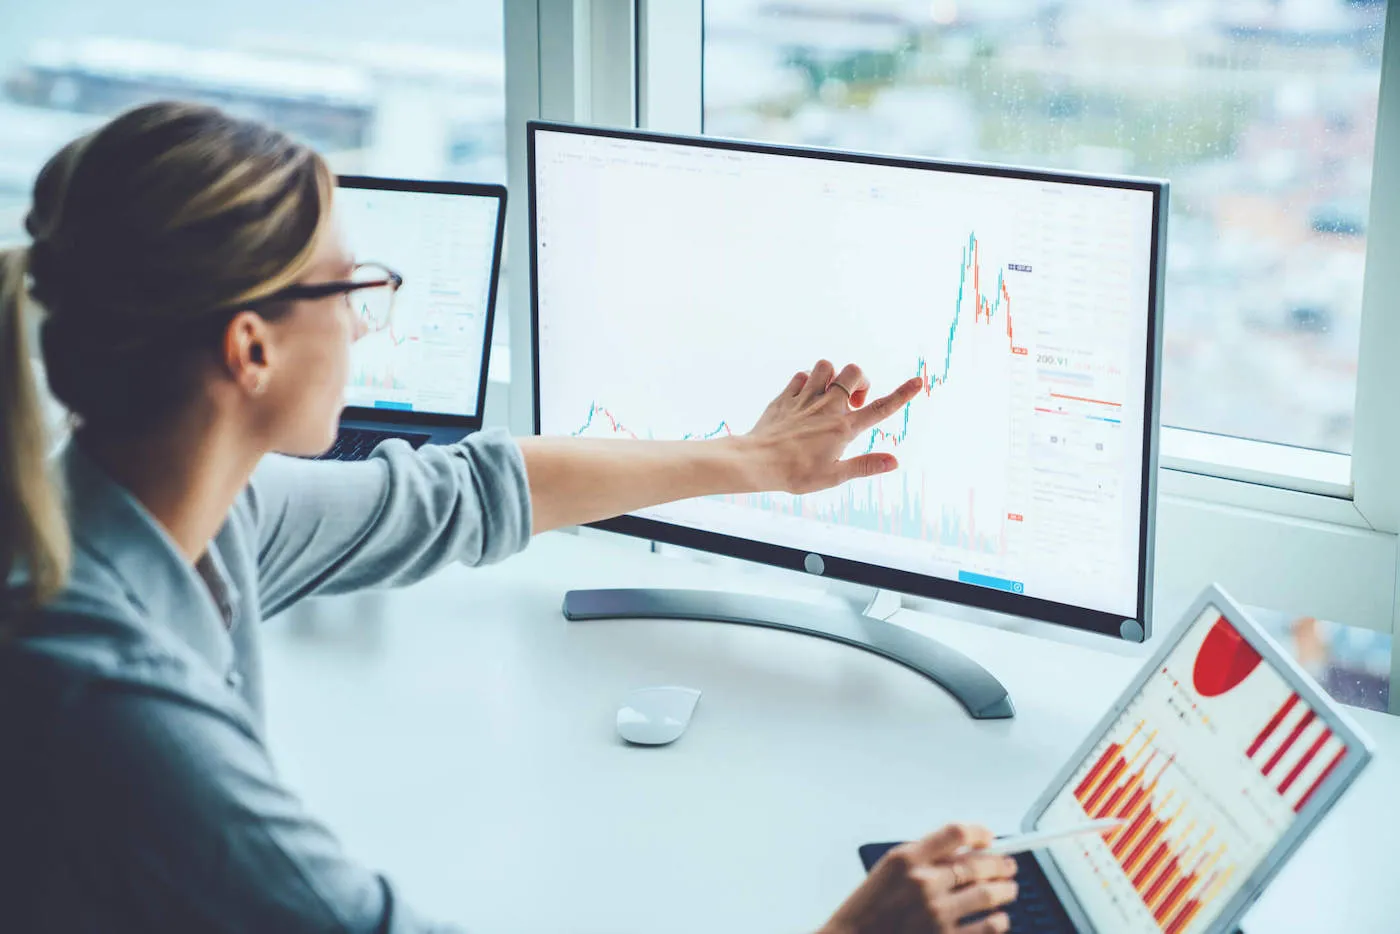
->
[[574, 402, 733, 440]]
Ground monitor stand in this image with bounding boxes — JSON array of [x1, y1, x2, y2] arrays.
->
[[562, 578, 1015, 720]]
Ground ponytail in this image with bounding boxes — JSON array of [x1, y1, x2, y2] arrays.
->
[[0, 246, 69, 620]]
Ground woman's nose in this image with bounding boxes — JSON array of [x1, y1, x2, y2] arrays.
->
[[351, 311, 369, 342]]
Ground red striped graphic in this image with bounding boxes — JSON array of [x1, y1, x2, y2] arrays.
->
[[1262, 710, 1316, 777], [1296, 746, 1347, 813], [1278, 729, 1333, 796], [1247, 693, 1300, 758]]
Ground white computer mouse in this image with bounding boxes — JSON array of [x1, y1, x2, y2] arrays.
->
[[615, 686, 702, 746]]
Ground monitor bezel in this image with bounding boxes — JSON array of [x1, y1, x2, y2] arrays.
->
[[1020, 583, 1374, 934], [336, 174, 508, 430], [528, 120, 1167, 640]]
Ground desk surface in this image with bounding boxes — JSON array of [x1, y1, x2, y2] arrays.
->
[[262, 532, 1398, 934]]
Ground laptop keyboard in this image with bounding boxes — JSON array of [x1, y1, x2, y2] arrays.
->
[[317, 426, 431, 461]]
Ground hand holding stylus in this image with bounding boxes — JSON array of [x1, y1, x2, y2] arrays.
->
[[818, 823, 1020, 934]]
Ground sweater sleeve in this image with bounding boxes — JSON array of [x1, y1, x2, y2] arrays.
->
[[246, 430, 532, 620]]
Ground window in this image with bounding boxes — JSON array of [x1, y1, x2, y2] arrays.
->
[[1246, 604, 1391, 712], [0, 1, 510, 361], [703, 1, 1387, 454]]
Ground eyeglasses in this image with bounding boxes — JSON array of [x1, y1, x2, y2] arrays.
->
[[253, 261, 403, 330]]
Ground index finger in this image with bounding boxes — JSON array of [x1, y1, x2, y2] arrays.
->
[[906, 853, 1017, 899], [945, 853, 1019, 884], [850, 376, 923, 433], [907, 823, 996, 864]]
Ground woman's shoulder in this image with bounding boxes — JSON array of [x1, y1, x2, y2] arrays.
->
[[0, 605, 253, 753], [5, 611, 186, 702]]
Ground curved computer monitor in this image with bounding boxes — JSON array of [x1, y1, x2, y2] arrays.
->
[[528, 121, 1166, 643]]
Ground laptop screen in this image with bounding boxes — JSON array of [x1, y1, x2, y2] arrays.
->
[[336, 182, 503, 419], [1037, 605, 1354, 934]]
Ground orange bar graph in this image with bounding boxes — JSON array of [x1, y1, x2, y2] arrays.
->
[[1073, 732, 1235, 933], [1145, 826, 1206, 914], [1168, 900, 1205, 934], [1099, 752, 1154, 818], [1143, 857, 1176, 907], [1165, 866, 1235, 934], [1113, 787, 1172, 860], [1084, 757, 1128, 814], [1077, 722, 1143, 799], [1156, 874, 1198, 924], [1109, 786, 1151, 850], [1119, 790, 1175, 869], [1135, 842, 1172, 892], [1126, 819, 1168, 878]]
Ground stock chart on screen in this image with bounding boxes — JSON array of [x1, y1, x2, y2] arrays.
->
[[1038, 606, 1351, 934], [337, 186, 498, 417], [534, 129, 1156, 616]]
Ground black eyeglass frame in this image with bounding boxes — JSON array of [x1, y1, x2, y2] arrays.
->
[[250, 262, 403, 308]]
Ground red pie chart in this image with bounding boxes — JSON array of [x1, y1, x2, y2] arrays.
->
[[1193, 616, 1263, 697]]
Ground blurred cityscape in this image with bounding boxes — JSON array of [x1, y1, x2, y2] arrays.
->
[[0, 3, 510, 348], [706, 0, 1387, 452], [1247, 605, 1391, 712], [0, 0, 1387, 452]]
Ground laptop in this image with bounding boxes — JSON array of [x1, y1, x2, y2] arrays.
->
[[860, 584, 1374, 934], [321, 175, 507, 460]]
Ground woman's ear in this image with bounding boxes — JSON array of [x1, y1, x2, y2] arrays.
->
[[221, 309, 272, 380]]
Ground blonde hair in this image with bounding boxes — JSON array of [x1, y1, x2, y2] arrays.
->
[[1, 101, 335, 616]]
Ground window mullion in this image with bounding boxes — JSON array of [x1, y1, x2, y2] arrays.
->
[[1352, 6, 1400, 535]]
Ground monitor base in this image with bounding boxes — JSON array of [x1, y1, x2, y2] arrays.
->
[[562, 588, 1015, 720], [824, 578, 904, 621]]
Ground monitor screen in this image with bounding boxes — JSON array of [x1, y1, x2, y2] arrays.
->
[[336, 180, 503, 419], [1037, 605, 1356, 934], [530, 124, 1163, 633]]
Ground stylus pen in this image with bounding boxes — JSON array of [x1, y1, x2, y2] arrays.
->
[[975, 818, 1127, 857]]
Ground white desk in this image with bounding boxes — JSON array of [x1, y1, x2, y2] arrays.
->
[[262, 532, 1397, 934]]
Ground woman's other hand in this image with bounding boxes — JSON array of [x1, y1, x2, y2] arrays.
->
[[818, 824, 1020, 934]]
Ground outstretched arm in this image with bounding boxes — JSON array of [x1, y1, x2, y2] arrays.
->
[[520, 359, 922, 534], [249, 359, 919, 615]]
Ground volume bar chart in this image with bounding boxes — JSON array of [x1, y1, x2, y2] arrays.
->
[[722, 475, 1007, 553], [1074, 723, 1236, 934]]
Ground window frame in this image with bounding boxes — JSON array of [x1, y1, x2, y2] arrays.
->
[[508, 1, 1400, 711]]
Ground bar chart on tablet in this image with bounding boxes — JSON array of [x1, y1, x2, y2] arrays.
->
[[1039, 607, 1352, 934]]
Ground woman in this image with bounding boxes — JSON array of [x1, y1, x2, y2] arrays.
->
[[0, 102, 1019, 933]]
